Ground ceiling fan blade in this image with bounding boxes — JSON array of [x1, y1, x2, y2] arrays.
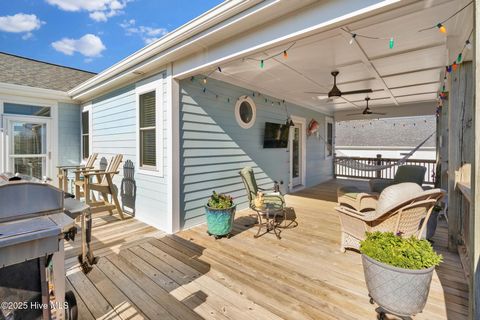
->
[[341, 89, 373, 95], [304, 91, 328, 94], [345, 113, 363, 116], [370, 112, 387, 115]]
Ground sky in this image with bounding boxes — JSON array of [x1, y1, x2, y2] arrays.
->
[[0, 0, 223, 73]]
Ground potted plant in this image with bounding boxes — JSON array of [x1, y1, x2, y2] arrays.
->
[[360, 232, 442, 319], [205, 191, 236, 239]]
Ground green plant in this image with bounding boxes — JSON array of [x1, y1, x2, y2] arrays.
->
[[360, 232, 442, 270], [207, 191, 234, 209]]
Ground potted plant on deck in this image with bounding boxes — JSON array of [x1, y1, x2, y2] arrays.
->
[[205, 191, 236, 239], [360, 232, 442, 319]]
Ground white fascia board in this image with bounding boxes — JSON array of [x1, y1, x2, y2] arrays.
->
[[0, 82, 73, 103]]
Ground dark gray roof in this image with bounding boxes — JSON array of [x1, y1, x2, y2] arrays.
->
[[0, 52, 96, 92], [335, 115, 436, 147]]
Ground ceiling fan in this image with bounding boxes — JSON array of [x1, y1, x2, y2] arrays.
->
[[346, 97, 386, 116], [305, 70, 373, 101]]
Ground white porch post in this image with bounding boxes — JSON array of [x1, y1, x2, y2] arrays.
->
[[166, 63, 181, 233]]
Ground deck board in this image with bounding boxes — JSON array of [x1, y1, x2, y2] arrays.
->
[[66, 179, 468, 320]]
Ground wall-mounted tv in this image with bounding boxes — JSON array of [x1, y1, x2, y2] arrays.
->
[[263, 122, 290, 148]]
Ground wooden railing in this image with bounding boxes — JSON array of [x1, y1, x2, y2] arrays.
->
[[334, 154, 436, 185]]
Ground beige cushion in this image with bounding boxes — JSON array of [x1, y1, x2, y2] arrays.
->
[[376, 182, 423, 214]]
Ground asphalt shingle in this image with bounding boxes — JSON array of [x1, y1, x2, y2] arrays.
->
[[0, 52, 96, 92]]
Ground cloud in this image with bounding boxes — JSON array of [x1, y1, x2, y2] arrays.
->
[[52, 34, 106, 57], [0, 13, 44, 33], [120, 19, 168, 45], [46, 0, 130, 21]]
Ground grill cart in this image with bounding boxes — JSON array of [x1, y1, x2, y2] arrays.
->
[[0, 173, 79, 320]]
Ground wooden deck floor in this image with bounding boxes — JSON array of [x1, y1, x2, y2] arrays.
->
[[65, 179, 468, 320]]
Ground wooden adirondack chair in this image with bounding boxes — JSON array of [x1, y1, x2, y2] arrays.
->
[[76, 154, 124, 219], [57, 153, 98, 192]]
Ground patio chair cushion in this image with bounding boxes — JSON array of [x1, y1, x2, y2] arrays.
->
[[239, 167, 258, 201], [393, 165, 426, 185], [376, 182, 424, 214], [337, 186, 361, 199]]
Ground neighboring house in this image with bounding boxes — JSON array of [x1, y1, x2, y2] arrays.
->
[[335, 115, 437, 159], [0, 52, 95, 178], [0, 0, 467, 236]]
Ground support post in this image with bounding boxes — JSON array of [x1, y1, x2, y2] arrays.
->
[[470, 3, 480, 318], [375, 154, 382, 178]]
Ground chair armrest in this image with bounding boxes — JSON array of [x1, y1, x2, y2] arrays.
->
[[57, 165, 82, 169], [74, 168, 101, 174], [263, 193, 285, 205], [369, 179, 393, 193], [83, 170, 119, 177], [335, 206, 366, 218]]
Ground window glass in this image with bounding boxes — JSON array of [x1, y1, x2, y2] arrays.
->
[[4, 103, 51, 117], [139, 91, 156, 167], [82, 111, 89, 159]]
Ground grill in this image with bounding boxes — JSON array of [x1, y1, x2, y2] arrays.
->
[[0, 173, 83, 320]]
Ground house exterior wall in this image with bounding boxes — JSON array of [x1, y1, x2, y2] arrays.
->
[[58, 102, 81, 166], [89, 73, 170, 231], [179, 78, 333, 229]]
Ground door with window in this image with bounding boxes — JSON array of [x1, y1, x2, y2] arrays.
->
[[290, 122, 303, 187], [3, 116, 51, 179]]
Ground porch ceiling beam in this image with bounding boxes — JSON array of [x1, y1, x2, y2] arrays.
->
[[340, 28, 399, 106], [368, 43, 446, 61]]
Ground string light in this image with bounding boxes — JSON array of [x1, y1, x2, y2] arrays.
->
[[452, 62, 458, 71], [419, 1, 472, 33], [342, 28, 394, 49], [203, 78, 207, 84], [349, 33, 357, 45], [260, 60, 264, 68], [457, 53, 462, 63], [466, 40, 472, 50], [389, 37, 394, 49], [283, 50, 288, 59]]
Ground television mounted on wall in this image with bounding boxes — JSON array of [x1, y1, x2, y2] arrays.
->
[[263, 122, 290, 148]]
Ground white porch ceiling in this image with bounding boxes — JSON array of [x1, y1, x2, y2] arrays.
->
[[209, 0, 472, 114]]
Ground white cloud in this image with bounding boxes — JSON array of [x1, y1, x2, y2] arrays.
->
[[0, 13, 44, 33], [52, 34, 106, 57], [120, 19, 167, 45], [46, 0, 130, 22]]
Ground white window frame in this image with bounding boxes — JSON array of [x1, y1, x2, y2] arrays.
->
[[81, 103, 92, 161], [135, 75, 165, 177], [325, 116, 334, 159], [235, 95, 256, 129]]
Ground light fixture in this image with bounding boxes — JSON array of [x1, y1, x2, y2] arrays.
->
[[260, 60, 264, 68], [389, 37, 394, 49], [286, 118, 295, 127], [203, 78, 207, 84], [466, 40, 472, 50]]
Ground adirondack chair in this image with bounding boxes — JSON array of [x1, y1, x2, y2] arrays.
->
[[57, 153, 98, 192], [76, 154, 124, 219]]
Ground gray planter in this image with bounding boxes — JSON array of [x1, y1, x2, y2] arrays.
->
[[362, 254, 434, 317]]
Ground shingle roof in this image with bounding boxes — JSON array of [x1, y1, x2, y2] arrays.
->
[[0, 52, 96, 92], [335, 115, 436, 147]]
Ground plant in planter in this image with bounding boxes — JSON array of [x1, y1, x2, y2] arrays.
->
[[360, 232, 442, 319], [205, 191, 236, 239]]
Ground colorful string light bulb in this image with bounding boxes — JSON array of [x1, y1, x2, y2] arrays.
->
[[260, 60, 264, 68], [437, 23, 446, 33], [203, 78, 207, 84], [389, 37, 394, 49], [349, 33, 357, 45], [283, 50, 288, 59], [452, 62, 457, 71], [466, 40, 472, 50], [457, 53, 462, 63]]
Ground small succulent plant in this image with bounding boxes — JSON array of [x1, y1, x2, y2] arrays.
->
[[207, 191, 234, 209]]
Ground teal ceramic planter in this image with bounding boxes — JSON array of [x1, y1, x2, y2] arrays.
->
[[205, 205, 236, 238]]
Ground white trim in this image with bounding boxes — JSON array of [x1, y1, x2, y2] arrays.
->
[[0, 82, 73, 103], [166, 66, 181, 234], [325, 116, 334, 159], [289, 115, 307, 191], [234, 95, 256, 129], [135, 73, 166, 177], [81, 103, 93, 162]]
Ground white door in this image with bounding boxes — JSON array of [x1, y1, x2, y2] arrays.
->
[[290, 122, 303, 187], [3, 116, 51, 179]]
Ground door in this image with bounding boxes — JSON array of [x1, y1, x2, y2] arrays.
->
[[4, 116, 51, 179], [290, 122, 303, 187]]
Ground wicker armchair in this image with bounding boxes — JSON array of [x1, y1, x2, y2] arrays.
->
[[369, 165, 426, 193], [337, 186, 379, 212], [335, 183, 445, 252]]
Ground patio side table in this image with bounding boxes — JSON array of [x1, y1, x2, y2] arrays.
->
[[253, 203, 284, 239]]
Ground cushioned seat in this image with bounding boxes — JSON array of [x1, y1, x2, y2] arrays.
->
[[337, 186, 378, 212], [369, 165, 426, 193]]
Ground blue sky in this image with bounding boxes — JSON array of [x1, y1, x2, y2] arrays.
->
[[0, 0, 223, 73]]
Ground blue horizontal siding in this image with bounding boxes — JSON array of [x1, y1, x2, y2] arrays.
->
[[179, 77, 333, 229], [58, 103, 81, 166], [90, 73, 169, 230]]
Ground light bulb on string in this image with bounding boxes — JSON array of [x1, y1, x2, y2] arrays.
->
[[260, 60, 264, 68], [437, 23, 446, 33], [349, 34, 357, 45], [283, 50, 288, 59], [217, 67, 222, 72], [452, 62, 457, 71], [466, 40, 472, 50], [389, 37, 394, 49], [457, 53, 462, 63], [203, 78, 207, 84]]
